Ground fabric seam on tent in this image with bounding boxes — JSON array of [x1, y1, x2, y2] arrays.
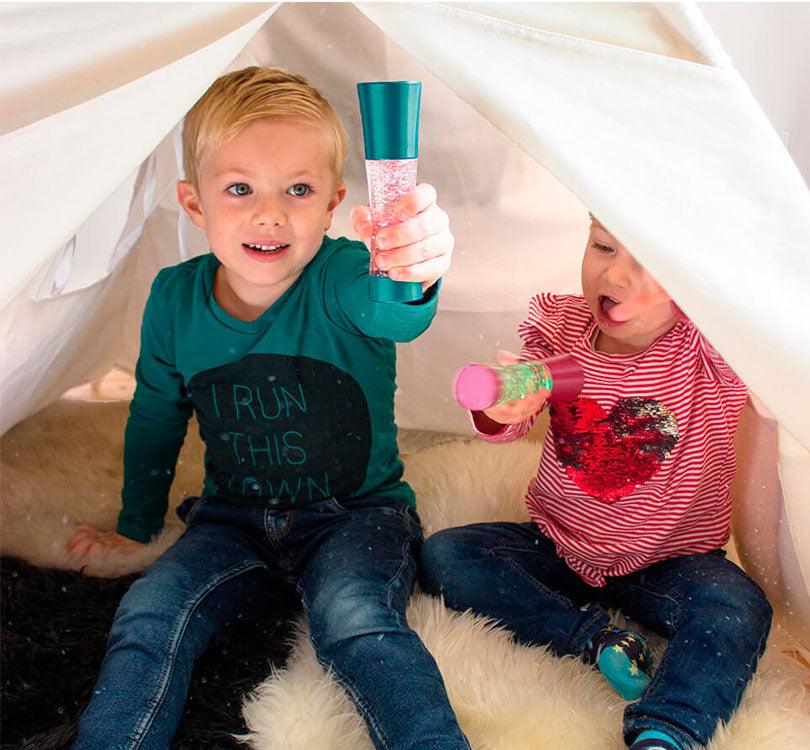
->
[[422, 1, 725, 76]]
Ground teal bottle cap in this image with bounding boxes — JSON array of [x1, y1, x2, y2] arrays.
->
[[357, 81, 421, 160], [369, 276, 423, 303]]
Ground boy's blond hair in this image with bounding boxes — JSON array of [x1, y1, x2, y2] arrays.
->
[[182, 66, 348, 188]]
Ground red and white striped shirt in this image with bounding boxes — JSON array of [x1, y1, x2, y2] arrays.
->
[[477, 294, 749, 586]]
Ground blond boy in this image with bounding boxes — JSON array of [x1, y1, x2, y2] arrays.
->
[[68, 67, 469, 750]]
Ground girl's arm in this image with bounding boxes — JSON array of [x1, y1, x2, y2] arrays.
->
[[470, 350, 548, 443]]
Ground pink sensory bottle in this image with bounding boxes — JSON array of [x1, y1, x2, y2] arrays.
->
[[453, 355, 584, 411]]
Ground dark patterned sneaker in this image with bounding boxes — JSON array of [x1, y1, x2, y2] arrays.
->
[[630, 729, 682, 750], [584, 625, 653, 701]]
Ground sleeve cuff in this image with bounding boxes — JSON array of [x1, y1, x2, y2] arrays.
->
[[405, 278, 442, 306], [469, 409, 538, 443], [116, 514, 160, 543], [471, 410, 509, 436]]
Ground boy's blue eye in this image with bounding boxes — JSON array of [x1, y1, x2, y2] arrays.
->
[[227, 183, 251, 196], [288, 183, 311, 197]]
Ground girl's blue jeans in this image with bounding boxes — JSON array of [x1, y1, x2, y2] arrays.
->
[[73, 496, 470, 750], [419, 522, 772, 749]]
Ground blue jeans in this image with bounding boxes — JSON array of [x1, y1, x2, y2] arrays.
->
[[74, 496, 470, 750], [420, 522, 772, 749]]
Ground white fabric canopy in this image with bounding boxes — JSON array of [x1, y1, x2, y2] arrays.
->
[[2, 2, 809, 647]]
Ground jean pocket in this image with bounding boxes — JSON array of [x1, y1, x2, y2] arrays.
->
[[176, 495, 207, 524]]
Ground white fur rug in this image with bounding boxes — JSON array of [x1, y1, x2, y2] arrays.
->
[[2, 399, 809, 749]]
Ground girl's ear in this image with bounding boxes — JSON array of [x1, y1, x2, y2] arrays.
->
[[176, 181, 206, 229]]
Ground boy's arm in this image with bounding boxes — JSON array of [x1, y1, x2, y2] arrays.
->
[[117, 275, 193, 542], [323, 241, 441, 342], [324, 184, 450, 341]]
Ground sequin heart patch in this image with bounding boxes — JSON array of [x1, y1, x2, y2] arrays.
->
[[550, 396, 679, 503]]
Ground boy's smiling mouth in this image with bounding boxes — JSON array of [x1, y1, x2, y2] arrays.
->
[[243, 242, 289, 253], [242, 240, 291, 262]]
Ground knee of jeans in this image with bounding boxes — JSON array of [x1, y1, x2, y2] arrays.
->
[[680, 577, 773, 645], [108, 563, 200, 646], [308, 581, 403, 654], [419, 529, 482, 597]]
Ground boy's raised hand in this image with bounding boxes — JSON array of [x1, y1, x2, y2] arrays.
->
[[350, 183, 453, 292], [66, 522, 142, 566], [481, 351, 549, 425]]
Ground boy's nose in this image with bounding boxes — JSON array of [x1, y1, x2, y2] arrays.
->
[[253, 197, 287, 227]]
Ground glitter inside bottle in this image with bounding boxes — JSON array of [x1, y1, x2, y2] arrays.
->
[[365, 158, 418, 277], [495, 362, 554, 404]]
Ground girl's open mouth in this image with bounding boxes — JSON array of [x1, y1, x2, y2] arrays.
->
[[599, 294, 619, 315], [597, 295, 623, 326]]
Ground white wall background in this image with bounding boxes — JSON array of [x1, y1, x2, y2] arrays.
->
[[700, 2, 810, 187]]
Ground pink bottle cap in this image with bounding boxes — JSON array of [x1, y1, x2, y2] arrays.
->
[[543, 355, 584, 403], [453, 364, 500, 411]]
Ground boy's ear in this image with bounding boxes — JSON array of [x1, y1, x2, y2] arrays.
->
[[324, 182, 347, 230], [176, 180, 206, 229]]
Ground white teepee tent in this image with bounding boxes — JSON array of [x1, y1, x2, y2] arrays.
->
[[2, 2, 809, 649]]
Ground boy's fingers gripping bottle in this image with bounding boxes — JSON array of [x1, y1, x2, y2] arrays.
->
[[357, 80, 423, 302], [453, 355, 584, 411]]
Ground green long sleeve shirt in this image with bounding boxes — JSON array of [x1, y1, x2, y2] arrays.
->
[[117, 236, 439, 542]]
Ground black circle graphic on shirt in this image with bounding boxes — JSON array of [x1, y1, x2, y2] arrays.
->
[[187, 354, 372, 505]]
